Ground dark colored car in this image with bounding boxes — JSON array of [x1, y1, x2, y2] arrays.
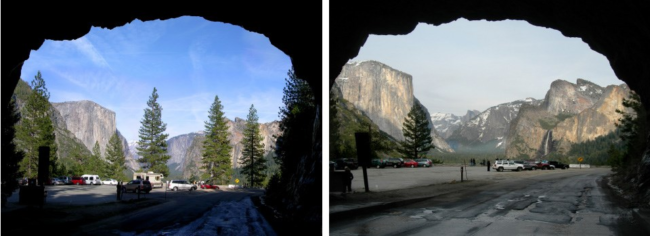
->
[[535, 161, 555, 170], [548, 161, 570, 169], [122, 179, 152, 193], [334, 158, 359, 170], [515, 160, 537, 170], [415, 158, 433, 167], [384, 157, 404, 168], [404, 159, 418, 168], [371, 159, 386, 168]]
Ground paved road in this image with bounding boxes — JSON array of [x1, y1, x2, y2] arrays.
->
[[330, 168, 650, 236]]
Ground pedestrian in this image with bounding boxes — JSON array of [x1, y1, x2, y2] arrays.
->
[[344, 166, 354, 193], [116, 181, 122, 201], [487, 160, 491, 172]]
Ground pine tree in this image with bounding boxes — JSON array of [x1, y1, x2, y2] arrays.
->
[[136, 87, 171, 176], [202, 95, 232, 185], [398, 101, 434, 160], [240, 104, 267, 187], [2, 95, 25, 200], [15, 71, 58, 179], [105, 131, 126, 180]]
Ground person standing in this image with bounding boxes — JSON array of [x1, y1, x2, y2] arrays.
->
[[344, 166, 354, 193], [487, 160, 491, 172]]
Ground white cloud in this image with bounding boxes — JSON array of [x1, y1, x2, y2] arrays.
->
[[71, 38, 111, 69]]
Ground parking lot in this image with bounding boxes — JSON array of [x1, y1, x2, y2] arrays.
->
[[4, 184, 227, 207], [338, 165, 597, 193]]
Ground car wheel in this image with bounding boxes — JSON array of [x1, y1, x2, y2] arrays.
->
[[517, 167, 522, 171], [377, 165, 380, 169], [393, 164, 397, 168], [531, 167, 536, 170], [174, 187, 178, 191], [411, 165, 414, 168], [498, 167, 503, 172]]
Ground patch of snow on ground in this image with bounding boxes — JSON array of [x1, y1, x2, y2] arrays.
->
[[121, 197, 276, 236]]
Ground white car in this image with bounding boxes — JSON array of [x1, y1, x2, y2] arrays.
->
[[493, 160, 524, 172], [101, 178, 118, 185], [168, 180, 197, 191]]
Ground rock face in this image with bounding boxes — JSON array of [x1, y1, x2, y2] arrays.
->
[[506, 79, 630, 159], [333, 60, 453, 152], [166, 132, 203, 172], [448, 98, 543, 151], [52, 100, 116, 157], [431, 110, 480, 139]]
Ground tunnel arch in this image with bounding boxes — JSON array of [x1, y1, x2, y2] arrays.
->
[[330, 0, 649, 203]]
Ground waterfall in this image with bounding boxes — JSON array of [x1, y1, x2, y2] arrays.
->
[[543, 130, 553, 156]]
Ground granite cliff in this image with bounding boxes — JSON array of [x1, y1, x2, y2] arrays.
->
[[333, 60, 453, 152], [505, 79, 630, 159]]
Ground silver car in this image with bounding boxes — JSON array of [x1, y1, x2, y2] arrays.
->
[[168, 180, 197, 191]]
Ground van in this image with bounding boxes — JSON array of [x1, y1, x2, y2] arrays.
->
[[81, 174, 102, 185]]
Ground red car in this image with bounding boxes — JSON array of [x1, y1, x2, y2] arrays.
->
[[71, 176, 84, 185], [200, 183, 220, 190], [403, 159, 418, 168]]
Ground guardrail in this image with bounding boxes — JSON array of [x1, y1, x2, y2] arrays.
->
[[569, 164, 591, 168]]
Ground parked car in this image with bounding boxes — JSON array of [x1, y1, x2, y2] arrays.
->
[[548, 161, 569, 169], [334, 158, 359, 170], [415, 158, 433, 167], [122, 179, 152, 193], [101, 178, 118, 185], [514, 160, 537, 170], [200, 181, 220, 190], [71, 176, 84, 185], [50, 178, 64, 185], [535, 161, 555, 170], [371, 159, 386, 168], [168, 180, 197, 191], [403, 159, 418, 168], [384, 157, 404, 168], [82, 174, 102, 185], [493, 160, 524, 172], [59, 176, 72, 185]]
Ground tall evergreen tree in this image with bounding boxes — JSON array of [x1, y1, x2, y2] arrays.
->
[[240, 104, 267, 187], [202, 95, 232, 185], [613, 92, 648, 173], [105, 131, 126, 180], [2, 95, 25, 202], [136, 87, 171, 176], [15, 71, 58, 179], [398, 102, 434, 160]]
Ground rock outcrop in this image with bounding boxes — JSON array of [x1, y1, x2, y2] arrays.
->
[[52, 100, 117, 157], [333, 60, 453, 152], [506, 79, 630, 159]]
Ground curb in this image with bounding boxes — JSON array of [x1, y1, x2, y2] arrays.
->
[[329, 195, 440, 221]]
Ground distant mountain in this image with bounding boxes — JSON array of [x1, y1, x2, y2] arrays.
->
[[430, 110, 480, 139], [447, 98, 543, 152], [505, 79, 630, 159], [333, 60, 453, 152]]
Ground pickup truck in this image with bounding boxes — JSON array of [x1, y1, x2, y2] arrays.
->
[[493, 160, 524, 172], [548, 161, 569, 169]]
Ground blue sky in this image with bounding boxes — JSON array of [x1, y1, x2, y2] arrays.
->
[[351, 19, 623, 116], [20, 16, 292, 142]]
